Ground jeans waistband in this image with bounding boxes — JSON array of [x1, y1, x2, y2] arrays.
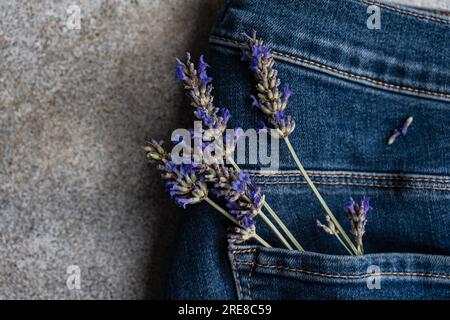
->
[[211, 0, 450, 101]]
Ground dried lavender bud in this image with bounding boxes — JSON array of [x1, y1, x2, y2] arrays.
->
[[230, 226, 257, 244], [344, 197, 371, 254], [176, 53, 230, 142], [144, 139, 167, 162], [205, 164, 264, 229], [316, 215, 338, 236], [242, 31, 295, 138], [267, 111, 296, 139], [161, 162, 208, 208], [146, 140, 208, 208], [145, 139, 262, 231], [175, 53, 242, 166]]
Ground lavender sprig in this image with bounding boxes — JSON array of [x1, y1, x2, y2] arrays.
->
[[202, 163, 292, 249], [316, 216, 353, 255], [145, 139, 207, 208], [176, 53, 302, 251], [145, 140, 271, 248], [241, 31, 295, 139], [176, 53, 230, 142], [204, 165, 265, 229], [317, 196, 371, 255], [344, 197, 371, 254], [242, 31, 360, 255]]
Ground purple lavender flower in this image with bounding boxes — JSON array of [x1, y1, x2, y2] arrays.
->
[[283, 84, 292, 101], [163, 162, 208, 208], [173, 54, 278, 238], [242, 31, 295, 138], [249, 95, 263, 111], [267, 111, 296, 139], [145, 139, 262, 231], [204, 164, 264, 229], [175, 53, 245, 168], [176, 63, 189, 81], [175, 53, 230, 142], [232, 171, 251, 194], [198, 55, 213, 87], [220, 107, 231, 124], [243, 43, 271, 72], [145, 140, 208, 209], [344, 197, 371, 254]]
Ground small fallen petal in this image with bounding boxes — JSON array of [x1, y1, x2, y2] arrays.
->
[[388, 116, 413, 145], [401, 116, 413, 136], [388, 128, 401, 145]]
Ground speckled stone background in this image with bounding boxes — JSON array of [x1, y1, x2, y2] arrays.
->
[[0, 0, 224, 299], [1, 0, 448, 300]]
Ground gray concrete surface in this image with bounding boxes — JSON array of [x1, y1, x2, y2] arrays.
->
[[0, 0, 224, 299]]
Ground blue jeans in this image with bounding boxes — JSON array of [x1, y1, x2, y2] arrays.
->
[[166, 0, 450, 299]]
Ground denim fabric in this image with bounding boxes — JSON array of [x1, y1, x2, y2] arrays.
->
[[229, 244, 450, 299], [166, 0, 450, 299]]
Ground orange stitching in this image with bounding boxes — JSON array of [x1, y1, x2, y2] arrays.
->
[[230, 248, 244, 299], [235, 261, 450, 280], [257, 179, 450, 191], [248, 262, 255, 300], [422, 9, 450, 18], [231, 248, 256, 300], [251, 172, 450, 184], [209, 36, 450, 100], [231, 248, 258, 254], [231, 249, 450, 280], [361, 0, 450, 25]]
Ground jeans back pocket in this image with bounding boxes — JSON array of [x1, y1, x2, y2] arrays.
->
[[229, 243, 450, 300]]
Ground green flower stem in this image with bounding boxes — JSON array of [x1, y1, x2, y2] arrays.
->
[[283, 137, 361, 256], [334, 233, 354, 256], [262, 201, 304, 251], [205, 197, 236, 222], [253, 234, 272, 248], [204, 197, 272, 248], [258, 210, 293, 250], [227, 158, 301, 251]]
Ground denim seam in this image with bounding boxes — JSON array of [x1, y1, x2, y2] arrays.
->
[[232, 249, 450, 279], [209, 36, 450, 100], [252, 172, 450, 183], [361, 0, 450, 25], [257, 180, 450, 191], [235, 261, 450, 280], [251, 172, 450, 184], [248, 262, 255, 300], [231, 249, 258, 254], [422, 10, 450, 18], [229, 247, 245, 299]]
